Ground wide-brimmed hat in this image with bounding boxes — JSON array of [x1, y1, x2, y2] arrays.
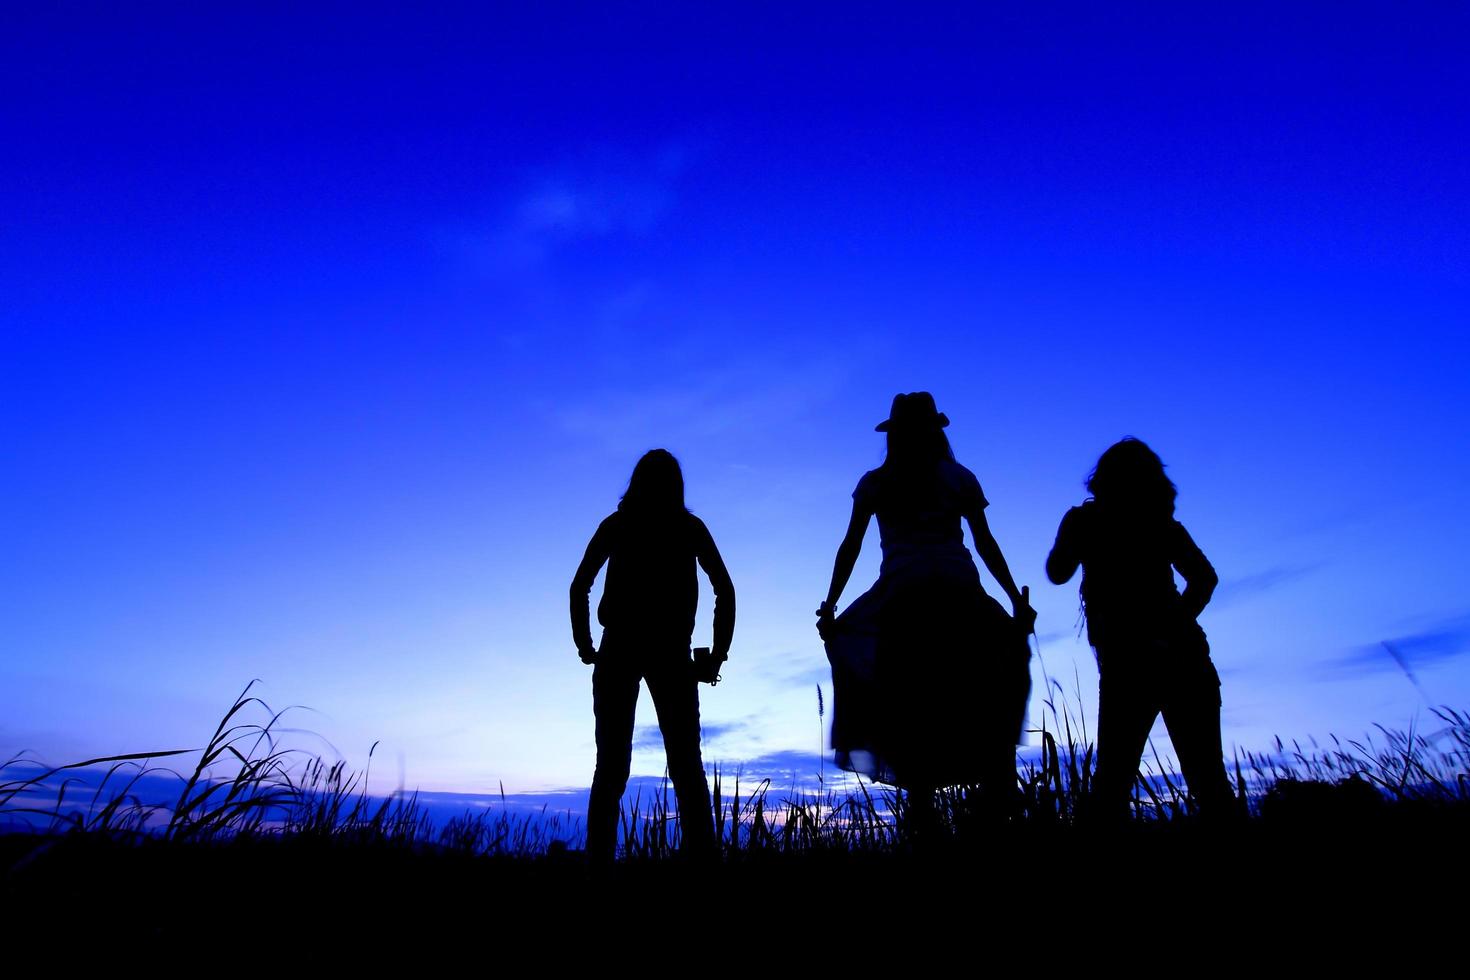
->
[[874, 391, 950, 432]]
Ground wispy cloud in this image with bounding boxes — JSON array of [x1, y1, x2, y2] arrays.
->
[[630, 726, 664, 752], [554, 343, 865, 451], [631, 718, 752, 752], [1034, 628, 1083, 647], [1322, 612, 1470, 685], [751, 655, 832, 690], [1212, 562, 1322, 607], [448, 143, 687, 275], [701, 720, 752, 744], [704, 748, 827, 784]]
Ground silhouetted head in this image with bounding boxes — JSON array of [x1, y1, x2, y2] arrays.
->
[[619, 449, 688, 516], [1086, 438, 1177, 519], [877, 392, 955, 473]]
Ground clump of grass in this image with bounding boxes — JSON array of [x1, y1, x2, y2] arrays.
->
[[3, 680, 1468, 866], [0, 681, 563, 858]]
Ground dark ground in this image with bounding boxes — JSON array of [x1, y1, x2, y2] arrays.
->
[[4, 800, 1464, 960]]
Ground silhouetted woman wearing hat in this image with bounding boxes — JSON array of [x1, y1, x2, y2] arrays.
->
[[1045, 438, 1234, 821], [571, 449, 735, 862], [818, 393, 1034, 823]]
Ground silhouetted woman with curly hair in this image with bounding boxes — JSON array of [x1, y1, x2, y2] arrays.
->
[[1046, 438, 1235, 821]]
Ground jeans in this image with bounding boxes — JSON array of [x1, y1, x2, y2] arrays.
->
[[1092, 649, 1235, 820], [585, 634, 715, 861]]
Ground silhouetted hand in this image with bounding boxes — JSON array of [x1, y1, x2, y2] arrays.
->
[[578, 645, 598, 666], [815, 601, 836, 641], [1013, 586, 1038, 634], [693, 646, 725, 685]]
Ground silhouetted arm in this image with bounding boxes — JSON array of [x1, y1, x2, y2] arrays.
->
[[694, 519, 736, 660], [822, 500, 872, 614], [1172, 522, 1218, 620], [1046, 508, 1083, 585], [569, 518, 614, 661], [967, 507, 1027, 613]]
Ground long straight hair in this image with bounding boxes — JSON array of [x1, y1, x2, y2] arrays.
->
[[878, 426, 955, 505], [1085, 437, 1177, 521], [619, 448, 689, 518]]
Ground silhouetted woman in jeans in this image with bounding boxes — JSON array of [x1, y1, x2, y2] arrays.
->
[[570, 449, 735, 862], [818, 393, 1034, 826], [1046, 438, 1234, 821]]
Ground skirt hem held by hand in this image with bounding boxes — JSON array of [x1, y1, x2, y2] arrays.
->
[[824, 568, 1031, 789]]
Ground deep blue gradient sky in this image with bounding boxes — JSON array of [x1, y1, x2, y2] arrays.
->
[[4, 5, 1468, 794]]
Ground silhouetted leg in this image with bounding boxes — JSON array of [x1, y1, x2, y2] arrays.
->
[[1092, 660, 1160, 823], [1160, 657, 1234, 820], [904, 782, 940, 846], [976, 740, 1022, 823], [587, 657, 640, 863], [877, 579, 940, 816], [645, 653, 715, 858]]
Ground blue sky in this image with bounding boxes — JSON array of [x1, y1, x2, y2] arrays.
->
[[3, 4, 1468, 798]]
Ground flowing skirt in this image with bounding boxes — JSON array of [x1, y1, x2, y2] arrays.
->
[[825, 560, 1032, 788]]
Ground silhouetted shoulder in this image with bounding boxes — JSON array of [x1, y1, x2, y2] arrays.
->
[[578, 512, 621, 564], [1167, 518, 1198, 546], [688, 513, 730, 568], [1168, 519, 1216, 582], [585, 511, 622, 551], [1063, 502, 1091, 530], [852, 468, 883, 511], [943, 459, 988, 512], [854, 462, 987, 514], [1046, 504, 1089, 584], [686, 511, 714, 541], [685, 513, 729, 567]]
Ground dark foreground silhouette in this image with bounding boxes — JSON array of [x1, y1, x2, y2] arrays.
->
[[1047, 438, 1236, 819], [570, 449, 734, 862], [3, 686, 1467, 951], [5, 789, 1465, 951]]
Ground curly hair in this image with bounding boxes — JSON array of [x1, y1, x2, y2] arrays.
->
[[1085, 437, 1177, 519]]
